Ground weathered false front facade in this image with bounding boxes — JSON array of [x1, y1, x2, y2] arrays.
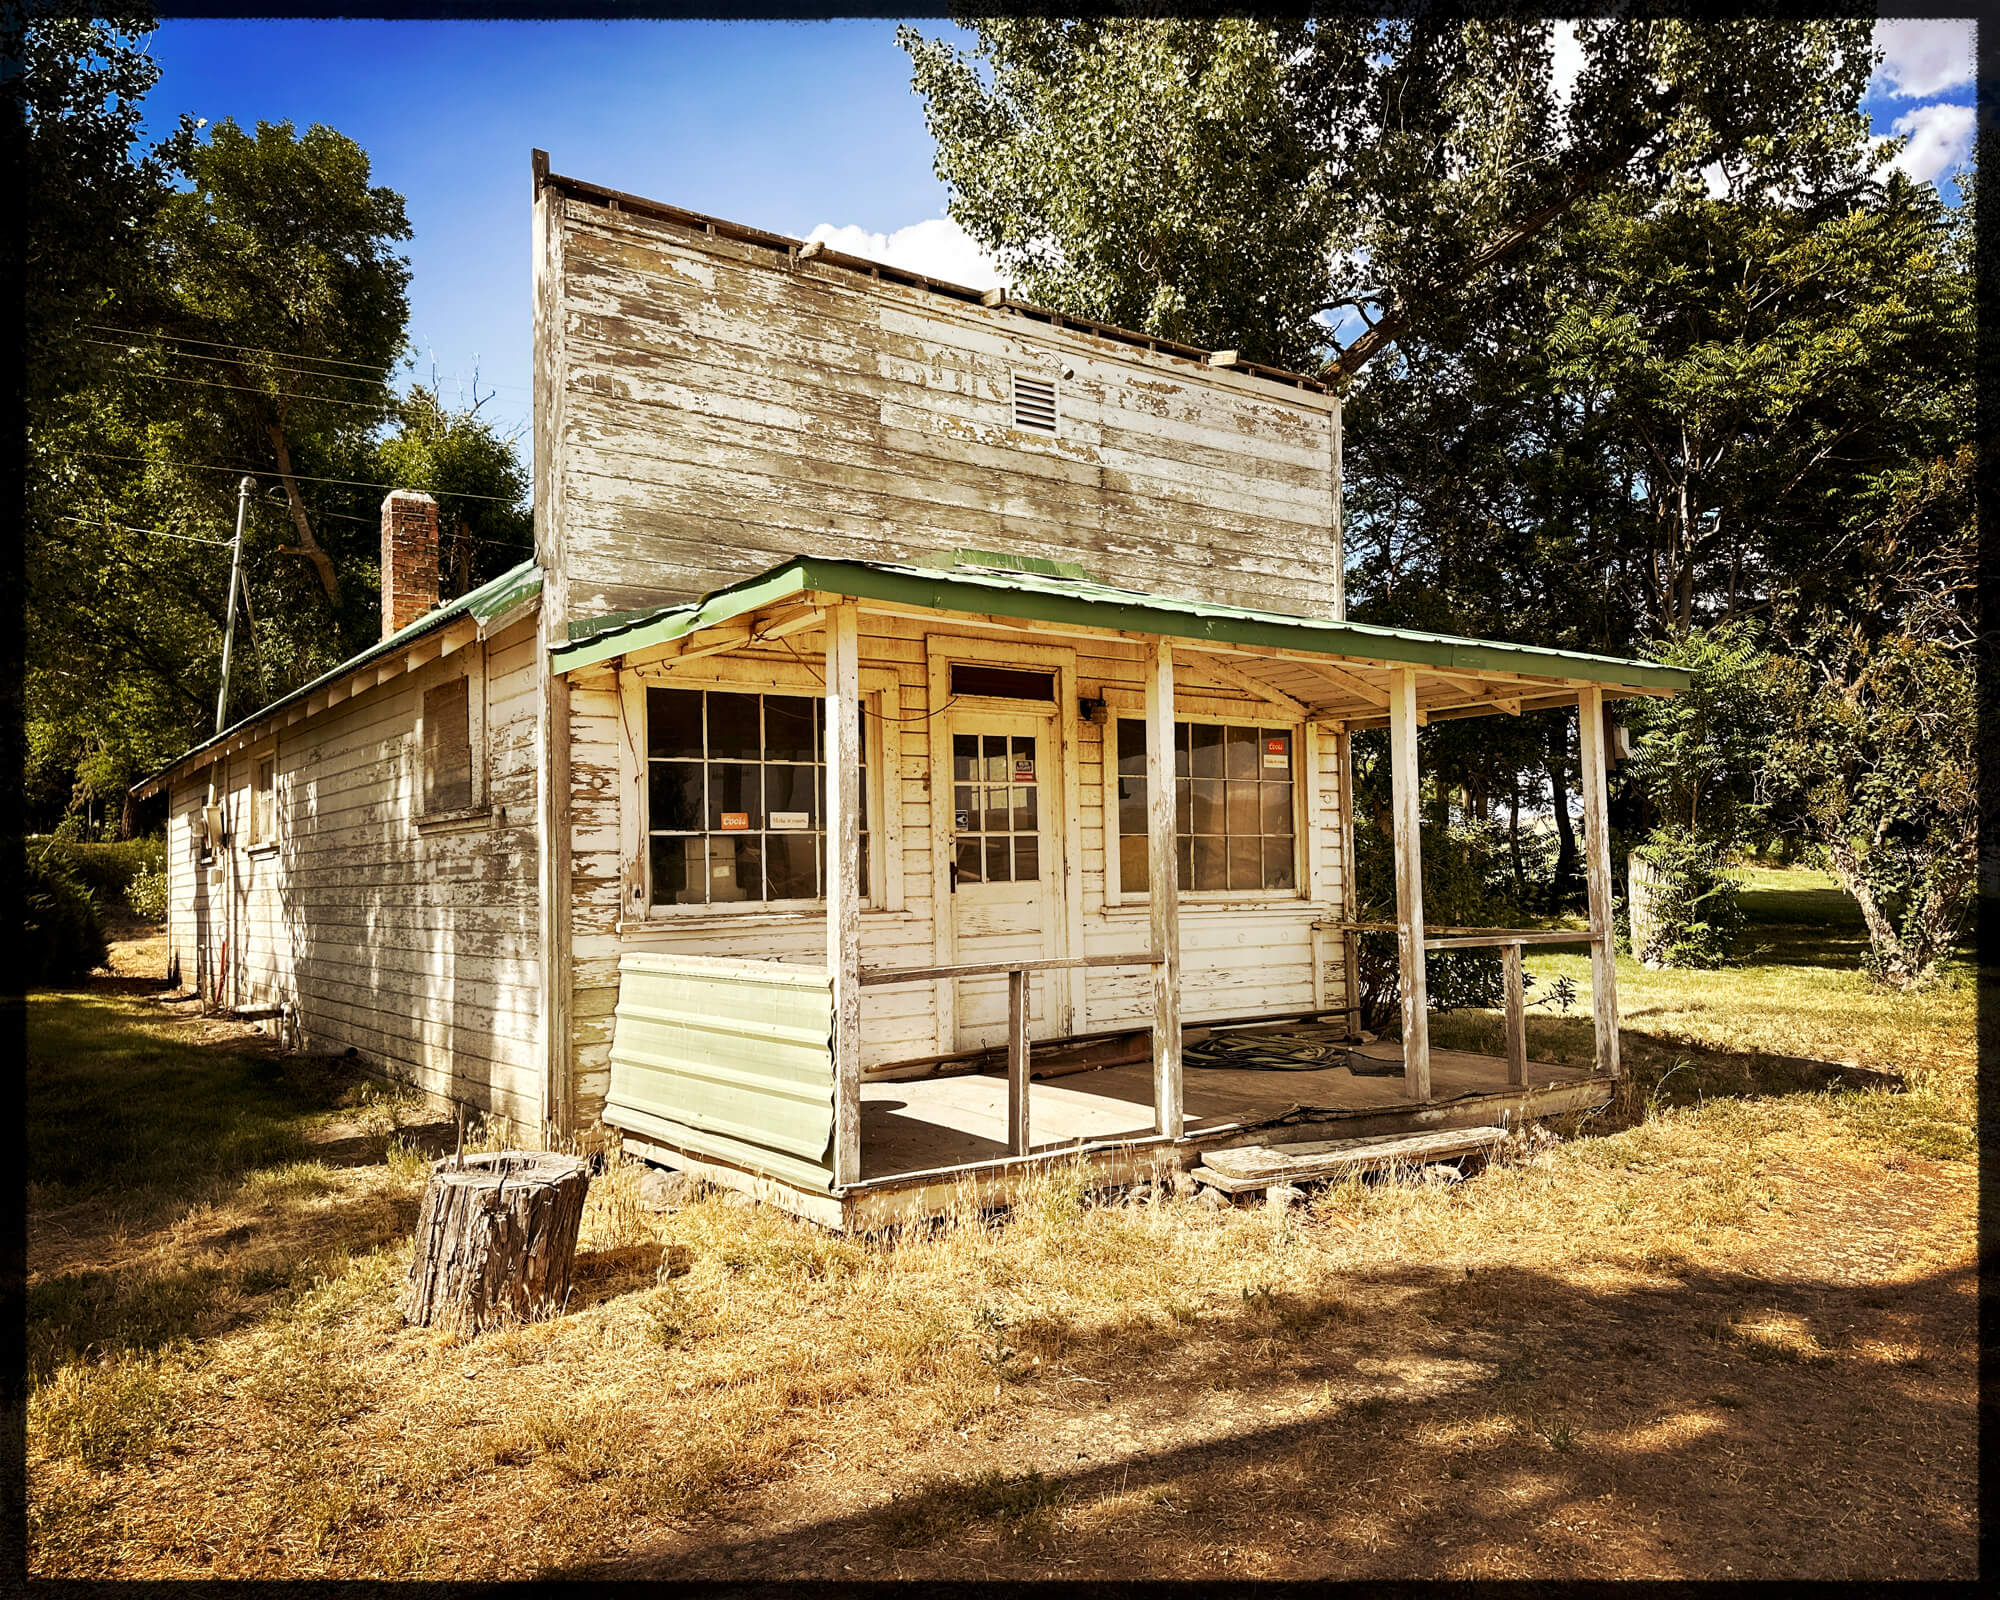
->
[[138, 155, 1687, 1227]]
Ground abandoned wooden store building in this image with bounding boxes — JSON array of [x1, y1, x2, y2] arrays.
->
[[135, 153, 1689, 1227]]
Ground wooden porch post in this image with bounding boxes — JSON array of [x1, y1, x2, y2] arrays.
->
[[1006, 968, 1030, 1156], [1145, 637, 1183, 1139], [1388, 667, 1430, 1101], [1335, 727, 1362, 1040], [1503, 943, 1527, 1087], [826, 602, 863, 1184], [1576, 686, 1622, 1078]]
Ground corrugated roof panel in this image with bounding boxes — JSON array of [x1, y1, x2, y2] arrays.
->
[[551, 555, 1690, 694]]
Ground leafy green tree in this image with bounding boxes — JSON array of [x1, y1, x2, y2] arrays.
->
[[1760, 533, 1976, 991], [7, 2, 193, 408], [1622, 624, 1778, 842], [25, 110, 421, 829], [901, 16, 1874, 374], [146, 118, 412, 610], [373, 386, 533, 599]]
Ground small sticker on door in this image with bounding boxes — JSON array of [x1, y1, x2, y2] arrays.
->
[[719, 811, 750, 832], [953, 810, 969, 831], [1013, 755, 1036, 782], [1264, 738, 1289, 771], [769, 811, 809, 831]]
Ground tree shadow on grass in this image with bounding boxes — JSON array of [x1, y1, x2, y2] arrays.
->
[[26, 992, 431, 1372], [24, 1174, 426, 1374], [559, 1255, 1976, 1582]]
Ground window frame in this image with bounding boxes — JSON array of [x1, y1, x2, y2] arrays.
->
[[415, 647, 488, 827], [247, 742, 280, 852], [1106, 705, 1314, 906], [620, 660, 899, 921]]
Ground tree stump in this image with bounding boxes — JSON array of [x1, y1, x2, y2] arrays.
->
[[402, 1151, 591, 1333]]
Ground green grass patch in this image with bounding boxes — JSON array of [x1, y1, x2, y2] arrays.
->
[[26, 994, 342, 1216]]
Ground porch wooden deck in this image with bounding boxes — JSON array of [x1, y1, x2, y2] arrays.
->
[[858, 1041, 1603, 1183]]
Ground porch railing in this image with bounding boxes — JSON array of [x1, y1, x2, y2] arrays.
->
[[1320, 921, 1599, 1087], [858, 953, 1164, 1156]]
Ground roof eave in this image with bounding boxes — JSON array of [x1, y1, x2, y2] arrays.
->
[[550, 558, 1690, 695], [131, 562, 543, 801]]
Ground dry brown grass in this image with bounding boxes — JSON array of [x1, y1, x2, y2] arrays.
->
[[26, 869, 1978, 1579]]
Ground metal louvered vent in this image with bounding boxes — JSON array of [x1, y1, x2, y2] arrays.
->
[[1012, 373, 1058, 433]]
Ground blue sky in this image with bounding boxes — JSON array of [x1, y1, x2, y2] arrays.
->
[[142, 18, 973, 445], [139, 17, 1977, 458]]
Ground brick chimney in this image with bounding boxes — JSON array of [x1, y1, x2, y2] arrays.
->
[[380, 490, 439, 638]]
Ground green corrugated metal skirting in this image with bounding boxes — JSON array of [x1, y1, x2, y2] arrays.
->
[[605, 952, 836, 1193]]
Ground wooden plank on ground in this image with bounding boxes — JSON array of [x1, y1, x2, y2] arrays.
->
[[1193, 1124, 1505, 1191]]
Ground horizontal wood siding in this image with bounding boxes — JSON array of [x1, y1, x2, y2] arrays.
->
[[162, 616, 545, 1130], [544, 197, 1339, 628]]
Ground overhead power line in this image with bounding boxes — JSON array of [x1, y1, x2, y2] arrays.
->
[[83, 323, 535, 397], [117, 367, 398, 413], [72, 450, 523, 503], [58, 515, 234, 547], [81, 337, 394, 393], [82, 321, 402, 378]]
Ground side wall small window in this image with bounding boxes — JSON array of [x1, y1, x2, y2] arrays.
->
[[422, 677, 474, 814], [251, 753, 278, 847]]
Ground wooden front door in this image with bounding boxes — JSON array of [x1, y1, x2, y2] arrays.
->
[[948, 712, 1058, 1051]]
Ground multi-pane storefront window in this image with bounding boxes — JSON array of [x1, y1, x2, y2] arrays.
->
[[1116, 719, 1296, 893], [646, 688, 866, 906]]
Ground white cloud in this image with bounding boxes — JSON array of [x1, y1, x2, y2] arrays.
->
[[1872, 19, 1975, 99], [802, 217, 1005, 290], [1886, 101, 1975, 184], [1549, 20, 1586, 119]]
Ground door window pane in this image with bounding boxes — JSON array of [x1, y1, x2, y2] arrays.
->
[[951, 730, 1041, 884], [956, 838, 985, 884]]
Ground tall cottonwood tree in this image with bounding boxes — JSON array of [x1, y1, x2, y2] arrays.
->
[[147, 118, 412, 610], [905, 15, 1974, 969], [901, 15, 1875, 375]]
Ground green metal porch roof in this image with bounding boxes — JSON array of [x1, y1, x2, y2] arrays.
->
[[131, 558, 543, 799], [551, 555, 1689, 693]]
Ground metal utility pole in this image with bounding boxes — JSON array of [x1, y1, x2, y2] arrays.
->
[[214, 476, 254, 736]]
